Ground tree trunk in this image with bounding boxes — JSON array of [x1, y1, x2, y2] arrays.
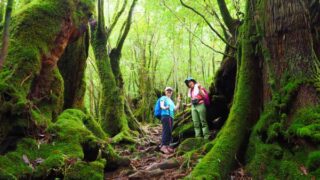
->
[[0, 0, 79, 142], [58, 26, 90, 110], [0, 1, 119, 178], [191, 0, 320, 178], [0, 0, 14, 69], [91, 0, 138, 142]]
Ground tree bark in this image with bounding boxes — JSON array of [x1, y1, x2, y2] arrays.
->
[[191, 0, 320, 178], [58, 26, 90, 110], [0, 0, 14, 69]]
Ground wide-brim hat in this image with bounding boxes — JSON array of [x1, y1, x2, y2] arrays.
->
[[184, 77, 197, 87], [165, 87, 173, 91]]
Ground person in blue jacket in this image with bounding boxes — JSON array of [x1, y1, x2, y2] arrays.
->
[[159, 87, 181, 154]]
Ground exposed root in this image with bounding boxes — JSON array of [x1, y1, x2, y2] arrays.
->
[[111, 130, 139, 144]]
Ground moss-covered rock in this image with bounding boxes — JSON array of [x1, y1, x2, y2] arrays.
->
[[0, 109, 112, 179], [172, 108, 195, 141], [172, 121, 194, 140], [64, 159, 106, 180], [177, 138, 206, 155]]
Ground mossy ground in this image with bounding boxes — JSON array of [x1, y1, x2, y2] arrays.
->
[[0, 109, 110, 179]]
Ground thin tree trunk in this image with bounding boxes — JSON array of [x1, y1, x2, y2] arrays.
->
[[0, 0, 14, 69], [188, 22, 192, 76]]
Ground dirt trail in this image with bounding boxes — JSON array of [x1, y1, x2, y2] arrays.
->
[[105, 124, 191, 180], [105, 124, 252, 180]]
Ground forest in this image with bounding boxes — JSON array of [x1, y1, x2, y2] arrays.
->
[[0, 0, 320, 179]]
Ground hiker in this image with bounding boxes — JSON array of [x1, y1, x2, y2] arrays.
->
[[159, 87, 181, 154], [184, 77, 210, 139]]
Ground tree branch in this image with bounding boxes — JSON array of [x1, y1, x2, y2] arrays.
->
[[106, 0, 128, 40], [116, 0, 137, 52], [202, 2, 231, 39], [163, 1, 233, 57], [217, 0, 237, 33], [179, 0, 236, 49], [97, 0, 106, 33]]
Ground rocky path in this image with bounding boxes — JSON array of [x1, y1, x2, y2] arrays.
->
[[105, 124, 191, 180]]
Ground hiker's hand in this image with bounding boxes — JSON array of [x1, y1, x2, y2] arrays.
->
[[183, 103, 191, 107], [177, 95, 181, 103], [198, 83, 202, 89]]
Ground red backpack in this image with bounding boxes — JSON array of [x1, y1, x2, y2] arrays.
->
[[202, 88, 210, 106]]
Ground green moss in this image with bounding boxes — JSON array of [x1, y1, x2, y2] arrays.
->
[[91, 3, 133, 138], [0, 0, 109, 179], [0, 109, 112, 179], [311, 169, 320, 177], [246, 137, 312, 179], [177, 138, 206, 155], [172, 121, 194, 139], [83, 115, 108, 139], [287, 106, 320, 142], [64, 159, 105, 180], [307, 151, 320, 171], [190, 0, 259, 177], [0, 0, 94, 143], [266, 122, 282, 142], [47, 109, 101, 146], [246, 104, 320, 179], [280, 161, 306, 179]]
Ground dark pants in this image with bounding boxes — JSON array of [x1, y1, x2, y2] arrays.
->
[[161, 115, 173, 146]]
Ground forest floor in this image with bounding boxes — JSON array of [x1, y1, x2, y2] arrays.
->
[[105, 124, 252, 180], [105, 124, 191, 180]]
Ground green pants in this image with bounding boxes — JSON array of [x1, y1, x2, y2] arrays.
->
[[191, 103, 210, 139]]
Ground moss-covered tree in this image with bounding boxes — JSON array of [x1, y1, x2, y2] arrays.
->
[[58, 25, 90, 110], [0, 0, 124, 178], [0, 0, 14, 69], [190, 0, 320, 179], [91, 0, 139, 143]]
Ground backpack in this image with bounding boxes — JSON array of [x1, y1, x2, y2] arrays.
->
[[154, 97, 164, 119], [202, 88, 210, 106]]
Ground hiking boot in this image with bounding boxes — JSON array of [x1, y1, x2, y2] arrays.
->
[[167, 146, 175, 153], [160, 146, 170, 154]]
